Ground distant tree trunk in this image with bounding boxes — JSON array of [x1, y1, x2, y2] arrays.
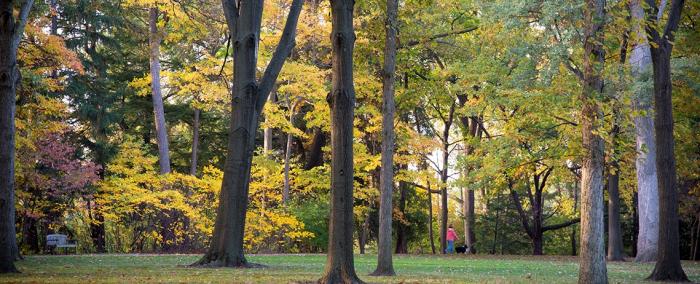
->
[[263, 94, 275, 154], [87, 199, 106, 253], [148, 7, 171, 174], [371, 0, 397, 275], [578, 0, 608, 283], [395, 179, 408, 254], [190, 107, 200, 176], [1, 0, 33, 273], [193, 0, 303, 268], [319, 0, 362, 282], [282, 96, 295, 204], [303, 129, 326, 170], [428, 183, 436, 254], [629, 0, 659, 263], [607, 170, 625, 261], [645, 0, 689, 281], [439, 103, 455, 254], [572, 180, 579, 256]]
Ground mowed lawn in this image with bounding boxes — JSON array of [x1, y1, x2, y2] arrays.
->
[[1, 254, 699, 283]]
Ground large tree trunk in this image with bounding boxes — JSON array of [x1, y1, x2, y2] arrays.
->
[[319, 0, 362, 283], [645, 0, 688, 281], [465, 188, 476, 253], [578, 0, 608, 283], [607, 170, 625, 261], [371, 0, 398, 276], [148, 7, 171, 174], [0, 0, 32, 273], [629, 0, 659, 263], [194, 0, 303, 268], [190, 108, 200, 176]]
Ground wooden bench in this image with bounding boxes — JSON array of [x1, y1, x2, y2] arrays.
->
[[46, 234, 77, 254]]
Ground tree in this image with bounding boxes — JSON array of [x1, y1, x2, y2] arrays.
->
[[629, 0, 659, 263], [371, 0, 398, 276], [318, 0, 363, 283], [578, 0, 608, 283], [148, 6, 171, 174], [0, 0, 33, 273], [193, 0, 303, 267], [644, 0, 689, 281]]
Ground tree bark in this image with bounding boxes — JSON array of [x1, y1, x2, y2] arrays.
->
[[607, 170, 625, 261], [190, 107, 200, 176], [629, 0, 659, 263], [319, 0, 363, 283], [645, 0, 689, 281], [578, 0, 608, 283], [149, 7, 171, 174], [194, 0, 303, 267], [439, 103, 455, 254], [371, 0, 398, 276], [0, 0, 32, 273]]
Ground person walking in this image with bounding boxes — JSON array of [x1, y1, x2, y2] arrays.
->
[[446, 224, 458, 254]]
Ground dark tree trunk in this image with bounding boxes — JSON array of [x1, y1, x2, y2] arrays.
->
[[190, 108, 200, 176], [465, 188, 476, 253], [371, 0, 398, 275], [1, 1, 32, 272], [439, 103, 455, 254], [319, 0, 363, 282], [88, 200, 106, 253], [607, 170, 625, 261], [645, 0, 689, 281], [303, 129, 326, 170], [428, 183, 436, 254], [194, 0, 303, 268], [149, 7, 171, 174], [395, 179, 408, 254], [578, 1, 608, 283]]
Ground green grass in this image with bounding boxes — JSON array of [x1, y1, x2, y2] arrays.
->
[[1, 254, 698, 283]]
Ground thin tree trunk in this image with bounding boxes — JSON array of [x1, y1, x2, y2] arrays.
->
[[578, 0, 608, 283], [629, 0, 659, 263], [149, 7, 171, 174], [283, 132, 292, 203], [645, 0, 688, 280], [319, 0, 363, 282], [1, 0, 32, 272], [439, 104, 455, 254], [428, 182, 436, 254], [263, 94, 275, 154], [194, 0, 303, 268], [190, 107, 200, 176], [371, 0, 398, 275]]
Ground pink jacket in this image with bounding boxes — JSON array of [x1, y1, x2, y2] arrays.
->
[[447, 228, 457, 241]]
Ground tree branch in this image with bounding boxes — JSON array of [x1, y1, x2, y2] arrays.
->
[[221, 0, 239, 39], [399, 26, 478, 49], [542, 218, 581, 232], [12, 0, 34, 50], [256, 0, 304, 113]]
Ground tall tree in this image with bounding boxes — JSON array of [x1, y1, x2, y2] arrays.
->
[[319, 0, 363, 282], [578, 0, 608, 282], [193, 0, 303, 267], [371, 0, 398, 276], [148, 7, 171, 174], [629, 0, 659, 263], [644, 0, 689, 281], [0, 0, 33, 273]]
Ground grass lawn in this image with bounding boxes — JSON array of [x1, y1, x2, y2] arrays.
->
[[1, 254, 699, 283]]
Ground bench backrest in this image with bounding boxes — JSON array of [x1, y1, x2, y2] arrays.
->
[[47, 234, 68, 246]]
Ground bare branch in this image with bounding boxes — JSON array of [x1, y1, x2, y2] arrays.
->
[[542, 218, 581, 232], [12, 0, 34, 50]]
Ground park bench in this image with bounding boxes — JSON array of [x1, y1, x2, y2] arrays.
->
[[46, 234, 77, 254]]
